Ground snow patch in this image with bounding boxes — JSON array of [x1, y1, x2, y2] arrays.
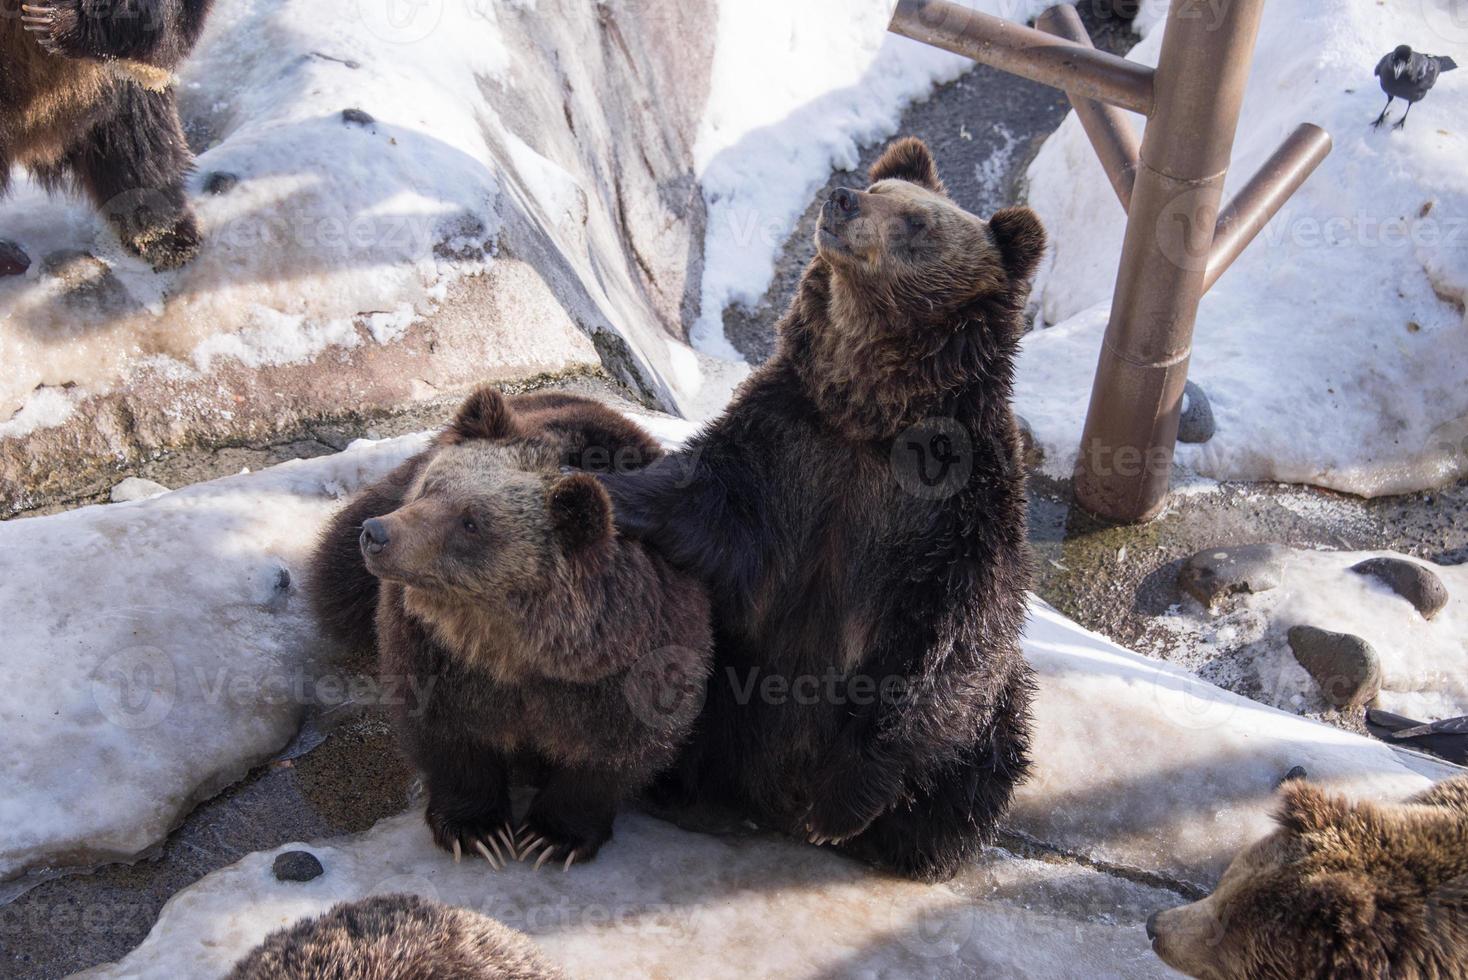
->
[[1019, 0, 1468, 496]]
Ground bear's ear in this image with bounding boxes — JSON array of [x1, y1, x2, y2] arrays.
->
[[547, 473, 613, 553], [988, 207, 1047, 282], [1276, 782, 1356, 838], [869, 137, 945, 194], [446, 386, 519, 443]]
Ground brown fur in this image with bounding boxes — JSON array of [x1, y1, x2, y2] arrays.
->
[[310, 388, 710, 866], [1149, 775, 1468, 979], [228, 894, 562, 980]]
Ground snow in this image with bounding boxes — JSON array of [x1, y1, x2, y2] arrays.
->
[[1150, 549, 1468, 723], [689, 0, 1054, 365], [0, 431, 431, 886], [1016, 0, 1468, 497]]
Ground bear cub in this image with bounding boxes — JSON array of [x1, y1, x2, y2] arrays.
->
[[1149, 775, 1468, 979], [229, 894, 562, 980], [312, 388, 712, 870]]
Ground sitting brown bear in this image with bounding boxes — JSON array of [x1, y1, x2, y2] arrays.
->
[[310, 389, 712, 869], [1148, 775, 1468, 979], [228, 894, 562, 979]]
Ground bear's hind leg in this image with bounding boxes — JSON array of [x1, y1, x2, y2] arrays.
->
[[66, 82, 200, 270], [423, 747, 517, 869], [845, 666, 1034, 883], [518, 766, 630, 870]]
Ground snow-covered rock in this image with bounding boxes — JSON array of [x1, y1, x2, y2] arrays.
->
[[1152, 549, 1468, 723], [0, 431, 430, 885], [1017, 0, 1468, 496]]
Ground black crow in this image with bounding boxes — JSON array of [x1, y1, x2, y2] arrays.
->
[[1373, 44, 1458, 129], [1366, 708, 1468, 765]]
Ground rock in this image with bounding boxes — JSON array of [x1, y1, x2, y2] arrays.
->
[[1177, 544, 1286, 605], [272, 850, 323, 883], [341, 108, 376, 127], [1287, 625, 1382, 710], [1176, 380, 1215, 444], [203, 171, 240, 196], [40, 250, 134, 315], [1349, 556, 1449, 620], [0, 239, 31, 277], [110, 478, 171, 503], [1015, 414, 1044, 472]]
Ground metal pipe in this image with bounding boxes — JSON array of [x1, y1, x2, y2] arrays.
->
[[1204, 123, 1332, 293], [1035, 3, 1141, 211], [889, 0, 1155, 116], [1072, 0, 1267, 522]]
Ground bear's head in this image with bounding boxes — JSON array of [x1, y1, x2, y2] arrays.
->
[[1147, 779, 1468, 979], [360, 391, 615, 604], [814, 136, 1045, 315]]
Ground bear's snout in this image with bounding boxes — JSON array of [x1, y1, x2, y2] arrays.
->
[[360, 517, 391, 555]]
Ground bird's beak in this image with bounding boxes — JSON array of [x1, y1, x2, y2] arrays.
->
[[1394, 62, 1405, 78]]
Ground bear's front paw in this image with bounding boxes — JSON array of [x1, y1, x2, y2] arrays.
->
[[802, 793, 883, 847], [425, 808, 518, 871], [20, 3, 84, 58], [126, 212, 202, 271], [517, 809, 613, 872]]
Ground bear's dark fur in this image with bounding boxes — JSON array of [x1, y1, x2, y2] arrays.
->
[[0, 0, 214, 268], [229, 894, 563, 980], [310, 388, 712, 869], [600, 137, 1044, 882]]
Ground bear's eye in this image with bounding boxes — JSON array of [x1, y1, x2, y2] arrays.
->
[[905, 214, 928, 235], [462, 516, 479, 534]]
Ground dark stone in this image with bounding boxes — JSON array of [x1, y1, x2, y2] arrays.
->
[[1287, 625, 1382, 710], [341, 108, 376, 127], [272, 850, 323, 882], [1176, 380, 1215, 444], [1279, 765, 1308, 787], [275, 567, 292, 592], [0, 239, 31, 277], [41, 250, 134, 315], [1350, 556, 1449, 620], [1177, 544, 1286, 605], [1015, 414, 1043, 472], [203, 172, 240, 196]]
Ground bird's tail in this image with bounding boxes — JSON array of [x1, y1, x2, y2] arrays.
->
[[1440, 55, 1459, 72]]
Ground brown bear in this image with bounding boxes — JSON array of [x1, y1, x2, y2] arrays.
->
[[0, 0, 214, 269], [599, 137, 1044, 882], [310, 388, 712, 869], [228, 893, 562, 979], [1148, 775, 1468, 979]]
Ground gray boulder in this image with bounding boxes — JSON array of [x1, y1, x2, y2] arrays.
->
[[1287, 625, 1382, 710], [1350, 556, 1449, 620]]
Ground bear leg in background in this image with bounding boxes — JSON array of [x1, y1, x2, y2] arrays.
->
[[843, 665, 1034, 882], [21, 0, 215, 67], [422, 743, 514, 861], [65, 83, 200, 269], [520, 765, 628, 867]]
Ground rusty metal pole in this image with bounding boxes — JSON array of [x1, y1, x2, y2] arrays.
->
[[1071, 0, 1267, 522], [889, 0, 1155, 115], [1035, 4, 1140, 211]]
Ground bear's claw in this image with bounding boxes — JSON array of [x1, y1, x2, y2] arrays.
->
[[20, 5, 63, 55], [473, 839, 503, 871], [497, 825, 519, 861]]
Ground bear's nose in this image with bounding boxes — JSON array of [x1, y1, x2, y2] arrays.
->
[[830, 187, 859, 217], [1145, 911, 1160, 942], [360, 518, 390, 555]]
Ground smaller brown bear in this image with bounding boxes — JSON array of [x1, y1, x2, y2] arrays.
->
[[228, 893, 562, 979], [1148, 775, 1468, 979], [325, 388, 713, 870]]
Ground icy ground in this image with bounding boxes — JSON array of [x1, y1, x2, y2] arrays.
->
[[1016, 0, 1468, 497], [0, 432, 430, 885], [1151, 549, 1468, 721]]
